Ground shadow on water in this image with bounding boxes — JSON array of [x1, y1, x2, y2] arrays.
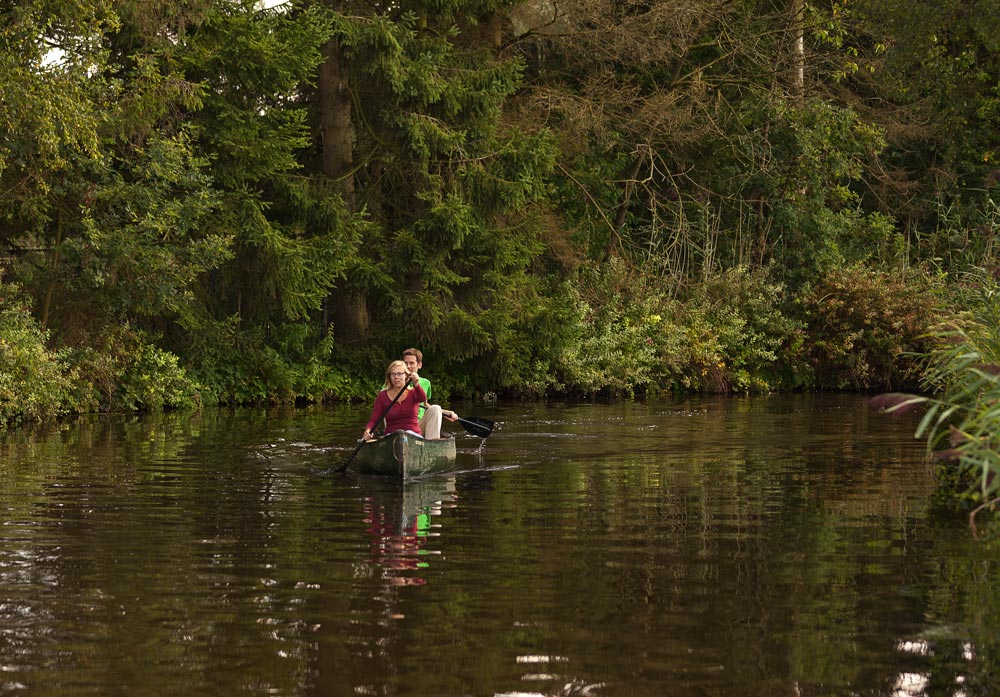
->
[[0, 395, 999, 696]]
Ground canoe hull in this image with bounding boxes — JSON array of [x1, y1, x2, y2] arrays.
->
[[350, 430, 457, 478]]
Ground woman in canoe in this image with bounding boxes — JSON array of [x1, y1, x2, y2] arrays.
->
[[362, 360, 427, 441]]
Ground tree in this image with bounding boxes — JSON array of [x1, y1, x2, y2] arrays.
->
[[0, 0, 115, 329], [500, 0, 897, 288], [2, 1, 367, 403], [839, 0, 1000, 270], [302, 0, 560, 386]]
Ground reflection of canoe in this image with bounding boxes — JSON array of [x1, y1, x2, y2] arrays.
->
[[361, 475, 457, 531], [349, 430, 457, 478]]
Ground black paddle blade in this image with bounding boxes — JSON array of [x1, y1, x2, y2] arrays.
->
[[458, 416, 494, 438]]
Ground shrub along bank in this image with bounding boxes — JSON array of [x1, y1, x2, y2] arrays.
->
[[0, 262, 949, 427]]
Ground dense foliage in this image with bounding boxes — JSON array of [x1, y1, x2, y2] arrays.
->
[[0, 0, 998, 420]]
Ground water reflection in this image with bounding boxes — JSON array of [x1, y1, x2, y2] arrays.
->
[[326, 477, 461, 696], [893, 636, 980, 697], [358, 476, 456, 589]]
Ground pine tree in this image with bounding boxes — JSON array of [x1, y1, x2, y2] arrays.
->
[[307, 0, 559, 384]]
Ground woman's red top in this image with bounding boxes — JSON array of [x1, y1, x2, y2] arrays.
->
[[365, 383, 427, 434]]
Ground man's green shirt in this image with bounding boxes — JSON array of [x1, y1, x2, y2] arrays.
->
[[417, 377, 432, 419]]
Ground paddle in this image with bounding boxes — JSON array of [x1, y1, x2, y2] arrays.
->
[[421, 401, 494, 438], [456, 415, 494, 438], [335, 379, 411, 474]]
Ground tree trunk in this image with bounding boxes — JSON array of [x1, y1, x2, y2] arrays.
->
[[602, 151, 646, 261], [790, 0, 805, 101], [40, 206, 64, 330], [318, 36, 355, 201], [317, 24, 369, 341]]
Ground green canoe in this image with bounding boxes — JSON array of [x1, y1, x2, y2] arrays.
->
[[349, 430, 457, 478]]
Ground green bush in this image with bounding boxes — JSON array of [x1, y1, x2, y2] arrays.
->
[[0, 283, 72, 426], [270, 325, 359, 402], [184, 317, 363, 405], [556, 258, 683, 397], [797, 266, 942, 390], [681, 266, 803, 393], [556, 261, 802, 396], [66, 324, 202, 412]]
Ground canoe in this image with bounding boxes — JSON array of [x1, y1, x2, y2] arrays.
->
[[349, 430, 457, 478]]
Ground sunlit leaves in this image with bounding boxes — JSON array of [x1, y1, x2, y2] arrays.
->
[[0, 1, 115, 203], [0, 281, 71, 425]]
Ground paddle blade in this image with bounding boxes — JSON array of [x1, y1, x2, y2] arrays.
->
[[459, 416, 494, 438]]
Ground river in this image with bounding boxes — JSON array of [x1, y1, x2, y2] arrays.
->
[[0, 394, 996, 696]]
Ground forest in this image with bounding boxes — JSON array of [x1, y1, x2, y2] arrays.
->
[[2, 0, 999, 425]]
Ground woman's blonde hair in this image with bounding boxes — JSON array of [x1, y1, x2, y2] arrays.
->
[[383, 360, 408, 388]]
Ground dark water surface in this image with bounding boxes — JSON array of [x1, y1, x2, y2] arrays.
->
[[1, 395, 997, 696]]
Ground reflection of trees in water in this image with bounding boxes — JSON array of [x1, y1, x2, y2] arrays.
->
[[890, 636, 985, 697], [7, 397, 1000, 696], [479, 398, 992, 697]]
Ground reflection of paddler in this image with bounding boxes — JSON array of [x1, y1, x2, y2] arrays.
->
[[409, 512, 430, 536], [360, 476, 456, 585], [363, 497, 426, 585], [405, 512, 433, 570]]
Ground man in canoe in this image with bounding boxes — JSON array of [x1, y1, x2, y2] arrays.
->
[[402, 347, 459, 439]]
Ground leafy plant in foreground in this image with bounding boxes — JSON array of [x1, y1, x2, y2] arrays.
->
[[872, 274, 1000, 537]]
